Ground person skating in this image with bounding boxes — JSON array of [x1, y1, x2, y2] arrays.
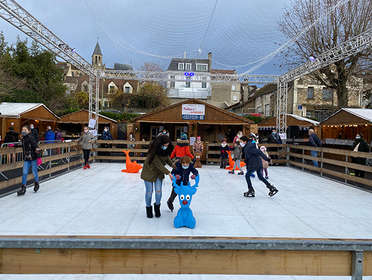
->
[[170, 133, 194, 161], [141, 135, 175, 218], [241, 134, 278, 198], [229, 141, 244, 175], [18, 125, 41, 196], [260, 145, 270, 179], [78, 126, 95, 169], [220, 138, 229, 169], [167, 156, 199, 212]]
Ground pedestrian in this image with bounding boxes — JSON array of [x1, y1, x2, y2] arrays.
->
[[55, 128, 63, 142], [102, 126, 113, 140], [170, 133, 194, 161], [44, 126, 55, 144], [268, 129, 282, 164], [228, 141, 244, 175], [78, 126, 95, 169], [192, 136, 203, 168], [233, 130, 243, 144], [308, 128, 322, 167], [30, 123, 39, 142], [240, 134, 278, 198], [17, 125, 41, 196], [4, 126, 19, 144], [140, 135, 174, 218], [351, 134, 369, 178], [129, 133, 136, 149], [167, 156, 198, 212], [260, 145, 270, 179], [220, 138, 229, 169]]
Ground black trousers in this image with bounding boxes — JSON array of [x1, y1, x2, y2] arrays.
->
[[83, 149, 90, 165], [220, 157, 228, 169], [245, 167, 271, 191], [168, 186, 178, 203]]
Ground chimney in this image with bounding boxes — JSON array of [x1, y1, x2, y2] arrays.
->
[[208, 52, 212, 71]]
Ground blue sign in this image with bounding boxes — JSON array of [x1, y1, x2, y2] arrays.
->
[[298, 105, 303, 110], [182, 114, 205, 120], [184, 72, 194, 77]]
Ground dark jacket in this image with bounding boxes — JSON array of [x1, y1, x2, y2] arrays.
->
[[352, 139, 369, 165], [243, 141, 270, 170], [220, 144, 230, 159], [171, 161, 199, 186], [268, 133, 282, 144], [141, 154, 174, 182], [309, 133, 322, 147], [102, 130, 113, 140], [4, 130, 19, 143], [22, 133, 38, 161], [31, 128, 39, 142]]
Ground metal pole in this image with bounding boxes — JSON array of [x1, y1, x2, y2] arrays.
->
[[351, 251, 363, 280]]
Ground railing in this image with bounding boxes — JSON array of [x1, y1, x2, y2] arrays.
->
[[0, 236, 371, 279], [94, 140, 150, 162], [205, 143, 287, 165], [288, 145, 372, 188], [0, 141, 83, 195]]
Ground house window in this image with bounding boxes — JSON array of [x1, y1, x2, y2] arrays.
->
[[109, 86, 115, 93], [185, 63, 192, 71], [232, 84, 236, 91], [170, 75, 175, 88], [322, 88, 332, 100], [186, 76, 191, 88], [201, 77, 207, 88], [307, 87, 314, 99], [178, 63, 184, 70], [124, 86, 131, 93], [196, 63, 208, 71], [265, 104, 270, 116]]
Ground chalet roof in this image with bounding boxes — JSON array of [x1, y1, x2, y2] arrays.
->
[[60, 109, 117, 123], [211, 69, 236, 74], [167, 58, 210, 72], [320, 108, 372, 125], [134, 98, 253, 124], [0, 102, 59, 119], [259, 114, 319, 127], [92, 42, 102, 56], [287, 114, 319, 126]]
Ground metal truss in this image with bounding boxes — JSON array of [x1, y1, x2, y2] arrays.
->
[[276, 80, 288, 136], [280, 28, 372, 84]]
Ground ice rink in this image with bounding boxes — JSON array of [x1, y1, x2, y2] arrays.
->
[[0, 163, 372, 238], [1, 163, 372, 280]]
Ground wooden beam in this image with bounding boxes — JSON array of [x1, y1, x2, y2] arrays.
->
[[0, 248, 355, 275]]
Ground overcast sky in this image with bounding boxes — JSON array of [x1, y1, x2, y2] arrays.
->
[[0, 0, 291, 74]]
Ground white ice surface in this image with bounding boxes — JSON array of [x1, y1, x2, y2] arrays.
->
[[0, 164, 372, 238], [1, 164, 372, 280]]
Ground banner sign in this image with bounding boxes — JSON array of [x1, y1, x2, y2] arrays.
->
[[182, 104, 205, 120]]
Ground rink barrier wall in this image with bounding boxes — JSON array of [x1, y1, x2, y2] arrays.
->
[[0, 236, 371, 278], [287, 144, 372, 188], [1, 141, 371, 195]]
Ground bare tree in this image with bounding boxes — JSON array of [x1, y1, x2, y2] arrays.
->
[[279, 0, 372, 107]]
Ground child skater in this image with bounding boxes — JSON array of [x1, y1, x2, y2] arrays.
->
[[167, 156, 198, 212], [220, 138, 229, 169], [228, 141, 244, 175], [240, 134, 278, 198], [171, 133, 194, 162], [260, 145, 269, 179]]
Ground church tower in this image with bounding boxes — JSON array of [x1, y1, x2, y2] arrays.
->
[[92, 41, 104, 69]]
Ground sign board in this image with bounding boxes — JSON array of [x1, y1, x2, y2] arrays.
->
[[182, 104, 205, 120], [279, 133, 287, 140]]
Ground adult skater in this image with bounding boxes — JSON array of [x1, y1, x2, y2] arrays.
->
[[18, 125, 41, 196], [167, 156, 198, 212], [240, 134, 278, 198], [141, 135, 175, 218], [78, 126, 95, 169]]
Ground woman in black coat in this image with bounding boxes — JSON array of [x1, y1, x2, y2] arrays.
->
[[352, 134, 370, 178], [241, 135, 278, 198]]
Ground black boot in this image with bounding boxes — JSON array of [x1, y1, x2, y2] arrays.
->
[[154, 203, 161, 218], [228, 170, 234, 174], [268, 185, 279, 197], [244, 189, 255, 197], [146, 206, 153, 218], [17, 185, 26, 196], [167, 200, 174, 212], [34, 182, 39, 193]]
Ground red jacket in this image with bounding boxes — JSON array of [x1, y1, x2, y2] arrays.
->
[[171, 144, 194, 159]]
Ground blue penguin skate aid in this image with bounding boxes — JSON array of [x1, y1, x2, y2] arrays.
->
[[172, 175, 199, 229]]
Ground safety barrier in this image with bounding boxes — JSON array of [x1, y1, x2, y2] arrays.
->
[[0, 236, 371, 279], [287, 144, 372, 188], [94, 140, 150, 162], [0, 141, 83, 195]]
